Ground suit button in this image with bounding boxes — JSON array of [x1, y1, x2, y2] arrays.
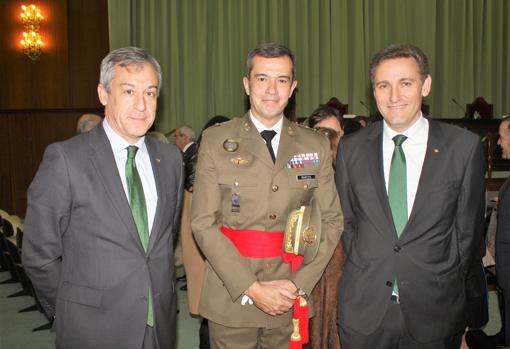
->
[[265, 263, 272, 270], [386, 281, 393, 287], [393, 245, 401, 252], [269, 214, 277, 220], [272, 184, 279, 192]]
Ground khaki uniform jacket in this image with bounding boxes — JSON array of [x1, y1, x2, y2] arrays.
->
[[191, 113, 343, 328]]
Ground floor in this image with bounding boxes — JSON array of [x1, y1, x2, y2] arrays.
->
[[0, 268, 200, 348], [0, 267, 503, 348]]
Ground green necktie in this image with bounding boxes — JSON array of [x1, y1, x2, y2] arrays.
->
[[388, 135, 407, 296], [125, 145, 154, 326], [388, 135, 408, 237]]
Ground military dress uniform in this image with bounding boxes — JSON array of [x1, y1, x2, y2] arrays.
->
[[191, 113, 343, 345]]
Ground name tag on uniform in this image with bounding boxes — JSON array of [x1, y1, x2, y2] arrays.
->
[[231, 193, 241, 213], [297, 174, 316, 181]]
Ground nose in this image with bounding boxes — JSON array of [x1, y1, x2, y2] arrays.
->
[[389, 86, 401, 102], [266, 78, 277, 95], [134, 93, 146, 111]]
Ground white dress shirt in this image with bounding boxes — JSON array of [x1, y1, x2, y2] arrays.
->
[[383, 115, 429, 218], [103, 119, 158, 234], [250, 111, 283, 157]]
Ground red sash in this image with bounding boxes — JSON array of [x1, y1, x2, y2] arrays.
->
[[220, 226, 309, 348]]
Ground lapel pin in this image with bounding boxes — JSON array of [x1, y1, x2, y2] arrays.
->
[[433, 149, 439, 153], [288, 126, 295, 136], [155, 158, 161, 163], [243, 122, 251, 132]]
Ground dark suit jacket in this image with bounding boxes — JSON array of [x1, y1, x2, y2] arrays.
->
[[183, 142, 197, 191], [23, 124, 183, 349], [496, 178, 510, 290], [336, 119, 486, 343]]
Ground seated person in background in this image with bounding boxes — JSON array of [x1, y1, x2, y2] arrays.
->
[[308, 105, 344, 136], [76, 113, 102, 134]]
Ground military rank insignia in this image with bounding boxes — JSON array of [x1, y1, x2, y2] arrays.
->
[[287, 153, 320, 168]]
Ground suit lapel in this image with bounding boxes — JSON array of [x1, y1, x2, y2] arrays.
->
[[88, 126, 146, 254], [405, 120, 445, 232], [146, 137, 166, 253], [366, 124, 397, 239], [275, 118, 297, 171]]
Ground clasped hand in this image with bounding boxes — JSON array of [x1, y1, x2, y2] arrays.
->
[[245, 280, 297, 316]]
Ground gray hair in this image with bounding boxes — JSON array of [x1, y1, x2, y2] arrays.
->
[[100, 47, 162, 95], [245, 43, 296, 80], [77, 113, 102, 134], [178, 125, 196, 141], [369, 43, 429, 86]]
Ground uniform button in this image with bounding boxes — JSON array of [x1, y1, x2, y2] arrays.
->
[[269, 214, 277, 220], [303, 183, 309, 189], [265, 263, 272, 270], [272, 184, 279, 192], [393, 245, 401, 252], [234, 181, 239, 187], [386, 281, 393, 287]]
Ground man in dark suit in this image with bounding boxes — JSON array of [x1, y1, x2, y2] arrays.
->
[[336, 43, 486, 349], [23, 47, 183, 349], [496, 116, 510, 347]]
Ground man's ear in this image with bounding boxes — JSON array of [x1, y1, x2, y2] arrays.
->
[[421, 75, 432, 97], [290, 80, 298, 98], [242, 76, 250, 96], [97, 84, 108, 106]]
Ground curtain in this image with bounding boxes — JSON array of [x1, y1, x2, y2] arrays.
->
[[108, 0, 510, 134]]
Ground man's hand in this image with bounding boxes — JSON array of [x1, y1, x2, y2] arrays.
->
[[244, 280, 297, 316]]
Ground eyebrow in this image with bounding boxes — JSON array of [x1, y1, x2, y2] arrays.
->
[[119, 83, 158, 90], [253, 73, 291, 79]]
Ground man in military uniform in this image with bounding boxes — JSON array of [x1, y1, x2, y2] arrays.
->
[[191, 43, 343, 348]]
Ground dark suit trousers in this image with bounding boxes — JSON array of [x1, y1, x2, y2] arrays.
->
[[339, 301, 462, 349], [142, 325, 159, 349]]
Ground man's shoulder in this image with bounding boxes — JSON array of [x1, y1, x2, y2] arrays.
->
[[429, 118, 479, 140]]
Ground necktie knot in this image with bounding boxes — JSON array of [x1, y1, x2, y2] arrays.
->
[[127, 145, 138, 160], [393, 134, 407, 147], [260, 130, 277, 144]]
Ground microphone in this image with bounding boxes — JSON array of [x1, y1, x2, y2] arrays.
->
[[359, 101, 371, 114], [451, 98, 466, 115]]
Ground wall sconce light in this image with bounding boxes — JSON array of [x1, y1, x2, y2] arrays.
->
[[19, 4, 44, 61]]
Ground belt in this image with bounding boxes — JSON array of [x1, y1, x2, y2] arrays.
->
[[220, 226, 309, 348]]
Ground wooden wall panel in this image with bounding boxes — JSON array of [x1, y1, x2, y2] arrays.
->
[[0, 0, 108, 216]]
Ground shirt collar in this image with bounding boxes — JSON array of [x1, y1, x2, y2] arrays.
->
[[103, 118, 146, 156], [383, 113, 428, 143], [183, 141, 194, 153], [249, 111, 283, 134]]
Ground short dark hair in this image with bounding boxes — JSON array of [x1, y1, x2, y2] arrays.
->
[[369, 43, 429, 86], [245, 43, 296, 80], [308, 106, 342, 129]]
